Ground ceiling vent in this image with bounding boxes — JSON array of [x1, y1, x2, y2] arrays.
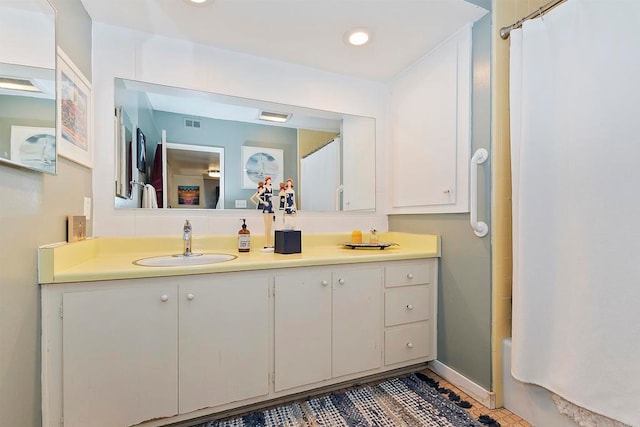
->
[[184, 118, 201, 129]]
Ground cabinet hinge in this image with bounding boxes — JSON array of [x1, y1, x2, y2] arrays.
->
[[271, 372, 275, 384], [60, 416, 64, 426], [59, 304, 63, 319]]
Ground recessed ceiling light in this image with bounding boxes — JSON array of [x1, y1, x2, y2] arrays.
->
[[184, 0, 213, 6], [345, 29, 371, 47]]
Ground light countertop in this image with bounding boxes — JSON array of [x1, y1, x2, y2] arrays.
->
[[39, 232, 440, 284]]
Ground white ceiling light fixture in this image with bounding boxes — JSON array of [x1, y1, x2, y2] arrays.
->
[[259, 111, 291, 123], [345, 28, 371, 47], [0, 77, 42, 93], [184, 0, 214, 7], [208, 169, 220, 178]]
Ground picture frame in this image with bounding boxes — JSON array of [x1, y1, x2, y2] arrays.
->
[[9, 125, 56, 175], [241, 146, 283, 189], [136, 128, 146, 172], [57, 48, 92, 168], [177, 185, 200, 206]]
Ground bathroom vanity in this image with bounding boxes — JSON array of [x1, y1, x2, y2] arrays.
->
[[39, 232, 439, 427]]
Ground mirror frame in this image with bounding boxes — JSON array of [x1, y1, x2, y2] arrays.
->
[[113, 78, 376, 213]]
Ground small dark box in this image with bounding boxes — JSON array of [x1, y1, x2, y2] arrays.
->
[[275, 230, 302, 254]]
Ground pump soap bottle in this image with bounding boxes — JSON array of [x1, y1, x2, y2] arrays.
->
[[238, 219, 251, 252]]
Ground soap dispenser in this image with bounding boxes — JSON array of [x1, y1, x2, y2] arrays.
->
[[238, 219, 251, 252]]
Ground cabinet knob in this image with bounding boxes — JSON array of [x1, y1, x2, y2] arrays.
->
[[443, 189, 451, 194], [338, 278, 345, 285], [321, 280, 329, 287], [406, 342, 414, 349], [160, 294, 169, 302], [406, 273, 414, 280], [186, 293, 195, 301], [406, 304, 414, 310]]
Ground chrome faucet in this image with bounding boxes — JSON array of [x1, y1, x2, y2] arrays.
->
[[183, 219, 192, 256]]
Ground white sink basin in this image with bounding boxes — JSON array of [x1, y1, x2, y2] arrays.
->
[[133, 253, 237, 267]]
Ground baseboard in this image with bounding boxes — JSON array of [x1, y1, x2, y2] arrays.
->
[[428, 360, 496, 409]]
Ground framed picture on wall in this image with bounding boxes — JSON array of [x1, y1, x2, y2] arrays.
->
[[57, 47, 93, 169], [9, 125, 56, 174], [177, 185, 200, 206], [241, 146, 283, 189], [136, 128, 146, 172]]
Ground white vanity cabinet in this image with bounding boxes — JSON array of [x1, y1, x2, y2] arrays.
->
[[178, 273, 270, 413], [61, 282, 179, 427], [274, 268, 332, 391], [273, 265, 382, 392], [42, 273, 270, 427], [41, 258, 437, 427], [384, 261, 436, 365], [331, 266, 383, 378]]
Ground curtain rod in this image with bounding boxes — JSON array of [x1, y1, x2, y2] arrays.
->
[[500, 0, 567, 39]]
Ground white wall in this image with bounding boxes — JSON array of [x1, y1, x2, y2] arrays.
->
[[92, 23, 389, 237]]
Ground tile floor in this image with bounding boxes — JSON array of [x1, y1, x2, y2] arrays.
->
[[419, 369, 532, 427]]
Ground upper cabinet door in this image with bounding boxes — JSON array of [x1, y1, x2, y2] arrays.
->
[[389, 26, 472, 214]]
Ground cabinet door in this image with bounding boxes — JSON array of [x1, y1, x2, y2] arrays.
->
[[389, 26, 471, 214], [62, 284, 178, 427], [179, 274, 269, 413], [274, 269, 331, 391], [332, 267, 382, 378]]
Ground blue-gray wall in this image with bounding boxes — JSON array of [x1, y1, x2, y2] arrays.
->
[[388, 13, 493, 389]]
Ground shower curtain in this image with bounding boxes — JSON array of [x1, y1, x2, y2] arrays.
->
[[300, 139, 340, 211], [510, 1, 640, 425]]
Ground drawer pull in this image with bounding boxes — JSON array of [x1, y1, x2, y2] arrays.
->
[[406, 273, 414, 280], [406, 342, 414, 349], [160, 294, 169, 302], [186, 293, 195, 301], [406, 304, 414, 310], [321, 280, 329, 287], [338, 278, 345, 285]]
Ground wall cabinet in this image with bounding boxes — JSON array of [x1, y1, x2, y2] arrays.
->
[[389, 25, 472, 214], [42, 259, 436, 427]]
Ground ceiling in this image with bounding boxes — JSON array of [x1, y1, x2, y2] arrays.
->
[[80, 0, 489, 82]]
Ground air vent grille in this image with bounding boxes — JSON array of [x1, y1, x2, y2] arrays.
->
[[184, 118, 201, 129]]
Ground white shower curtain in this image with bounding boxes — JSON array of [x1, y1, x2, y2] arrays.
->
[[510, 1, 640, 425], [300, 139, 340, 211]]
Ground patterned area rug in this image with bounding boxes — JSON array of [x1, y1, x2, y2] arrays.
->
[[200, 373, 492, 427]]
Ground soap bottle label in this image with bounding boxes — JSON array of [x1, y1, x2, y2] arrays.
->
[[238, 234, 250, 251]]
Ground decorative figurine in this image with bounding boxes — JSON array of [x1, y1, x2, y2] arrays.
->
[[250, 181, 265, 211], [283, 178, 297, 230], [277, 181, 286, 229], [260, 176, 275, 249]]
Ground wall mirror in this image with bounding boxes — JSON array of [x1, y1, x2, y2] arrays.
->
[[0, 0, 56, 175], [114, 78, 376, 212]]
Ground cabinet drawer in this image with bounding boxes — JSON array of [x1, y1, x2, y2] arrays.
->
[[385, 285, 430, 326], [385, 261, 431, 288], [384, 322, 431, 365]]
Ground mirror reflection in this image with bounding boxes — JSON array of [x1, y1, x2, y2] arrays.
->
[[0, 0, 56, 175], [114, 78, 376, 212]]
